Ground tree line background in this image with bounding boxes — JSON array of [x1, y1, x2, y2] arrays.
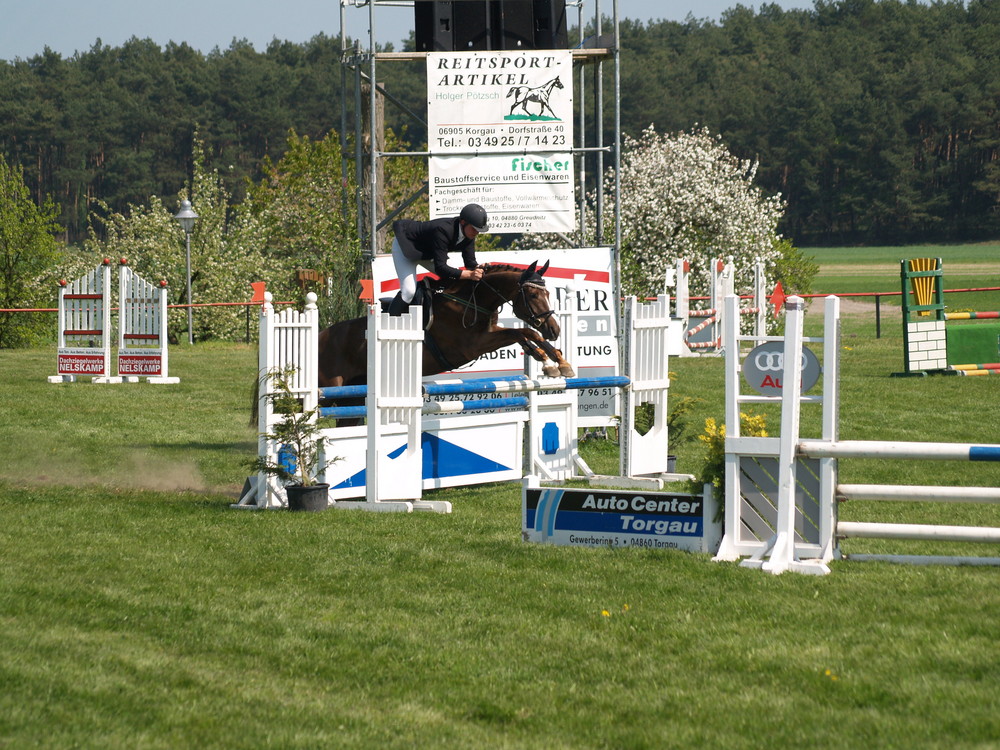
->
[[1, 0, 998, 248]]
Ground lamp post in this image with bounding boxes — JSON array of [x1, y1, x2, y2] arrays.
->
[[173, 199, 198, 345]]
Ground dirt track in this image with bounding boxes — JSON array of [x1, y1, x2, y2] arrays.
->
[[804, 296, 878, 317]]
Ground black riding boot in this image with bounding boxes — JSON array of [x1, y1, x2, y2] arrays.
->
[[387, 293, 410, 317]]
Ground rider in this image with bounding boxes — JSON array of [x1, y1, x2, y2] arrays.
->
[[388, 203, 488, 316]]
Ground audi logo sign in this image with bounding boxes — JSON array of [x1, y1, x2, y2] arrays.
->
[[742, 341, 821, 396]]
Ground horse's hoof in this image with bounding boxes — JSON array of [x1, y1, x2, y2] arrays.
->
[[542, 365, 560, 378], [559, 364, 576, 378]]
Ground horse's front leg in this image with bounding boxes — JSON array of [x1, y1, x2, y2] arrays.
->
[[489, 327, 575, 378], [523, 334, 574, 378]]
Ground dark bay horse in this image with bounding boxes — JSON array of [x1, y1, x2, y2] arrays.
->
[[317, 261, 575, 396]]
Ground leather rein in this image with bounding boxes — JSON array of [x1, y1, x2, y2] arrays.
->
[[441, 273, 556, 329]]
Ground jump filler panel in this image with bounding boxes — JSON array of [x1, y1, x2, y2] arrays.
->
[[523, 484, 720, 554]]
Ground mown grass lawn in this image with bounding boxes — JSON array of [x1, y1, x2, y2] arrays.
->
[[1, 251, 1000, 748]]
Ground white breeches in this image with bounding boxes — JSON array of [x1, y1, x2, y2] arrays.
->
[[391, 237, 431, 303]]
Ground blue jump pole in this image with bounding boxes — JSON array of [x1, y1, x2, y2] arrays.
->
[[320, 375, 631, 401], [319, 395, 530, 420], [318, 384, 369, 400], [423, 375, 631, 396]]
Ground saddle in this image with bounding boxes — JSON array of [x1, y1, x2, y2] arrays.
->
[[381, 278, 434, 329]]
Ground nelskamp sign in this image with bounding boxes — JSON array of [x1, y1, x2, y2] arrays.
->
[[427, 51, 575, 233]]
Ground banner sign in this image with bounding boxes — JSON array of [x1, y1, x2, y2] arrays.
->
[[57, 349, 107, 376], [371, 248, 617, 424], [742, 341, 821, 396], [427, 50, 575, 233], [523, 486, 718, 553], [429, 155, 574, 234], [118, 353, 164, 377]]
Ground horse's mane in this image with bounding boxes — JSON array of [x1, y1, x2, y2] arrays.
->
[[481, 263, 523, 275], [437, 263, 526, 294]]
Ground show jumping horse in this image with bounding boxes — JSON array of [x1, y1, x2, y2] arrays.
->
[[316, 261, 575, 413], [506, 76, 564, 119]]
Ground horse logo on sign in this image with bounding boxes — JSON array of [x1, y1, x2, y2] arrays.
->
[[506, 76, 564, 120]]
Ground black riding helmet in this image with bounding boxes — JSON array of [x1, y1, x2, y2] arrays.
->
[[459, 203, 489, 232]]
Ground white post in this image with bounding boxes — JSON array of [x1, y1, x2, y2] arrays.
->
[[363, 305, 430, 509], [256, 292, 279, 508], [713, 294, 743, 561], [117, 263, 179, 384], [150, 282, 179, 383], [366, 306, 384, 504], [675, 259, 690, 322], [746, 296, 830, 575], [529, 281, 582, 482], [709, 258, 734, 351], [761, 295, 807, 573], [817, 295, 841, 560], [620, 295, 673, 481], [754, 260, 766, 340]]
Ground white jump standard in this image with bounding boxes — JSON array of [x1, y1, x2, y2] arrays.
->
[[715, 293, 1000, 573], [238, 291, 678, 512], [48, 258, 179, 385], [48, 259, 115, 383]]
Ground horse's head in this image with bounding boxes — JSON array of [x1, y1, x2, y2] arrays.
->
[[552, 76, 564, 89], [511, 260, 560, 341]]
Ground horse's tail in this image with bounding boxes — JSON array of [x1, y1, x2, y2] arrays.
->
[[506, 86, 520, 98]]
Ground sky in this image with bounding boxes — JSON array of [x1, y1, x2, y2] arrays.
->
[[0, 0, 814, 62]]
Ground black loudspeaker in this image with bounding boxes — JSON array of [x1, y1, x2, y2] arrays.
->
[[414, 0, 567, 51], [454, 1, 492, 50], [415, 1, 492, 51], [414, 1, 456, 52], [493, 0, 535, 50], [531, 0, 569, 49]]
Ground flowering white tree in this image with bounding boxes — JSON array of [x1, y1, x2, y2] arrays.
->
[[518, 125, 798, 305]]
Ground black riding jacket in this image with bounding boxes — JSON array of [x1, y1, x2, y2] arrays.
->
[[392, 217, 478, 280]]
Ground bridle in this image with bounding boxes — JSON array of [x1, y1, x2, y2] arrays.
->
[[442, 269, 556, 330], [514, 281, 557, 329]]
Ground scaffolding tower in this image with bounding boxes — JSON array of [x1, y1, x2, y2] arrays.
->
[[336, 0, 623, 298]]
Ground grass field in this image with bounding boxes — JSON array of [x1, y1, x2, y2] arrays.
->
[[808, 243, 1000, 302], [2, 248, 1000, 748]]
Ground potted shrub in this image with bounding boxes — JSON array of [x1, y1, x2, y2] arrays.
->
[[250, 365, 330, 511]]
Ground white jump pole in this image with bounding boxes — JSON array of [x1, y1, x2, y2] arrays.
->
[[838, 485, 1000, 503], [800, 440, 1000, 461]]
